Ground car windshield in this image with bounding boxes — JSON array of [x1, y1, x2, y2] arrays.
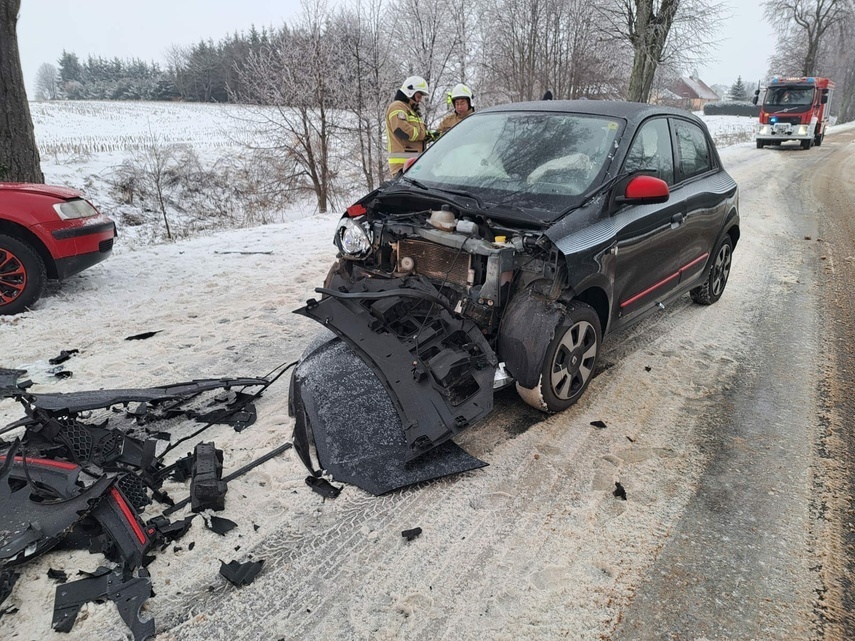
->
[[405, 111, 622, 219], [764, 86, 814, 109]]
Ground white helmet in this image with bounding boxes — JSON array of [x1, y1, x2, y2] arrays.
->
[[401, 76, 429, 98], [450, 83, 474, 102]]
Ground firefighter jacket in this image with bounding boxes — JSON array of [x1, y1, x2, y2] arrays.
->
[[437, 107, 474, 134], [386, 97, 428, 174]]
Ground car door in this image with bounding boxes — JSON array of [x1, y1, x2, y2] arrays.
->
[[669, 117, 734, 286], [611, 117, 686, 324]]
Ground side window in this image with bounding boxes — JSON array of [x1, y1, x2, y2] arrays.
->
[[623, 118, 674, 185], [673, 120, 713, 180]]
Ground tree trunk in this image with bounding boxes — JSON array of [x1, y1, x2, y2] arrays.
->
[[625, 0, 679, 104], [0, 0, 43, 183]]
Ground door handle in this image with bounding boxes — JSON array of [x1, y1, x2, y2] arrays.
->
[[671, 213, 684, 227]]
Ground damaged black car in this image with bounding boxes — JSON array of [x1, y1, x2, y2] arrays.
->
[[292, 101, 739, 494]]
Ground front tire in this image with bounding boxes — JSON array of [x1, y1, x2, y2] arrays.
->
[[516, 301, 601, 412], [801, 138, 813, 150], [690, 235, 733, 305], [756, 140, 765, 149], [0, 234, 46, 315]]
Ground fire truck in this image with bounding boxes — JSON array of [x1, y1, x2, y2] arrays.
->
[[753, 77, 835, 149]]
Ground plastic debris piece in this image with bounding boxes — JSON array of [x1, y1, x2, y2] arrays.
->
[[54, 370, 73, 380], [590, 420, 607, 429], [48, 568, 68, 583], [0, 570, 19, 608], [402, 527, 422, 542], [52, 567, 155, 640], [191, 442, 227, 513], [613, 482, 627, 500], [219, 559, 264, 587], [305, 475, 342, 499], [148, 515, 194, 542], [204, 515, 238, 536], [49, 350, 79, 365], [125, 331, 162, 341], [644, 366, 652, 372]]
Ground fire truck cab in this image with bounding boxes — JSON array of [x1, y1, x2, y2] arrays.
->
[[753, 77, 835, 150]]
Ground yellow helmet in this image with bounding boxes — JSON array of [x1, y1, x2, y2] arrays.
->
[[401, 76, 429, 98]]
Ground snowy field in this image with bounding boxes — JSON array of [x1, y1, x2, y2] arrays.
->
[[0, 101, 845, 640]]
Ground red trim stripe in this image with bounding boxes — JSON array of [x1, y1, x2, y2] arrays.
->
[[620, 253, 710, 309], [110, 487, 148, 545], [0, 455, 78, 470]]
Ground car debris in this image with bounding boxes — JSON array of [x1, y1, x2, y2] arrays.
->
[[190, 442, 227, 512], [52, 566, 155, 640], [48, 349, 79, 365], [219, 559, 264, 587], [304, 475, 343, 499], [47, 568, 68, 583], [402, 527, 423, 542], [0, 364, 293, 639], [203, 515, 238, 536], [125, 331, 162, 341], [590, 420, 607, 429], [613, 482, 627, 500]]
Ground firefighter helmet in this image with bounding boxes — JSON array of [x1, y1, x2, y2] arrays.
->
[[450, 83, 474, 102], [401, 76, 430, 98]]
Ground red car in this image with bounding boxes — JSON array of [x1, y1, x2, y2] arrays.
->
[[0, 183, 116, 315]]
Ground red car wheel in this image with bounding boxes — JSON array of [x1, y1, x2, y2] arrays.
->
[[0, 234, 46, 315]]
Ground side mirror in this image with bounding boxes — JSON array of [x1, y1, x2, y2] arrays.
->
[[752, 88, 760, 106], [751, 95, 758, 105], [616, 175, 670, 205]]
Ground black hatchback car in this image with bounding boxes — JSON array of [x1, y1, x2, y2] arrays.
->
[[294, 100, 739, 477]]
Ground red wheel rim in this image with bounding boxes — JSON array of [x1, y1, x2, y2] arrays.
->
[[0, 248, 27, 306]]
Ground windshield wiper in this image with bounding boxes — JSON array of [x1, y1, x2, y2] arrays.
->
[[401, 176, 485, 210]]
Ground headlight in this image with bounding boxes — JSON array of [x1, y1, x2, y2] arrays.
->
[[759, 125, 771, 135], [52, 198, 98, 220], [335, 217, 373, 258], [797, 125, 809, 136]]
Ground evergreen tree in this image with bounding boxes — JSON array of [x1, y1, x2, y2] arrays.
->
[[729, 75, 748, 102]]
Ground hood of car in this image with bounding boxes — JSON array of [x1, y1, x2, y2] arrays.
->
[[0, 182, 82, 201]]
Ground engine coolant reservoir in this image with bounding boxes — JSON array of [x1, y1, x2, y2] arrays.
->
[[429, 205, 456, 231]]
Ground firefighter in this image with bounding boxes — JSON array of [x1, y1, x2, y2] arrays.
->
[[437, 83, 475, 135], [385, 76, 435, 176]]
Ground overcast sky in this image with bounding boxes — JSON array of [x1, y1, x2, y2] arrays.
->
[[18, 0, 777, 97]]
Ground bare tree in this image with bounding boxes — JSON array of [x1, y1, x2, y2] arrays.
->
[[235, 1, 341, 213], [764, 0, 853, 76], [0, 0, 43, 182], [34, 62, 59, 100], [598, 0, 727, 103]]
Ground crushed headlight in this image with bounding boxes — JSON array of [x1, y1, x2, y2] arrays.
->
[[335, 216, 373, 258], [797, 125, 809, 136], [52, 198, 99, 220]]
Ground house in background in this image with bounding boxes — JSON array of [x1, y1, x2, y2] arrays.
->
[[669, 75, 720, 111]]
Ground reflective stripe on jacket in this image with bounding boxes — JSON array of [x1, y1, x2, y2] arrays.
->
[[386, 99, 427, 172], [437, 108, 474, 134]]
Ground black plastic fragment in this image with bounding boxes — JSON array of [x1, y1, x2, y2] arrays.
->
[[48, 568, 68, 583], [219, 559, 264, 587], [644, 366, 652, 372], [305, 475, 342, 499], [52, 566, 155, 640], [204, 515, 238, 536], [54, 370, 73, 380], [49, 350, 79, 365], [613, 482, 627, 500], [191, 442, 227, 512], [0, 369, 29, 397], [590, 420, 607, 429], [125, 331, 162, 341], [402, 527, 422, 542], [194, 392, 258, 431], [90, 485, 155, 570], [148, 515, 194, 542], [0, 570, 19, 607], [168, 454, 195, 482]]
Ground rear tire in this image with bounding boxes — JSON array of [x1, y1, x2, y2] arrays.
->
[[690, 235, 733, 305], [516, 301, 601, 412], [0, 234, 46, 315]]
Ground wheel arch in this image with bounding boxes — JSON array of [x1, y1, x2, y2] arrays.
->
[[570, 285, 610, 337], [0, 220, 57, 279]]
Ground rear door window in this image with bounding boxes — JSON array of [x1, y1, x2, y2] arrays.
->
[[673, 119, 713, 181]]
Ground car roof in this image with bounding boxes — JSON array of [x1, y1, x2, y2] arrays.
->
[[478, 99, 702, 127]]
